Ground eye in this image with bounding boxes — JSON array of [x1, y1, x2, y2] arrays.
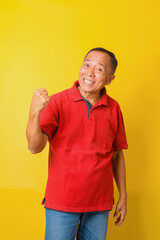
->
[[97, 68, 102, 71], [84, 63, 89, 67]]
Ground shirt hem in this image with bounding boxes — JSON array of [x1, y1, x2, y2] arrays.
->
[[43, 201, 113, 212]]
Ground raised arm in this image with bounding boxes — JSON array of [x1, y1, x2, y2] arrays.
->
[[26, 88, 50, 154], [111, 150, 127, 226]]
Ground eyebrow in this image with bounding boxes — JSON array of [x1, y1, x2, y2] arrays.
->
[[85, 59, 104, 67]]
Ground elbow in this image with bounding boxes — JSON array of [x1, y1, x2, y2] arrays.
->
[[28, 146, 43, 154], [27, 137, 47, 154], [29, 149, 40, 154]]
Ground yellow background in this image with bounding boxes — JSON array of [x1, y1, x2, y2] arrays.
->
[[0, 0, 159, 239]]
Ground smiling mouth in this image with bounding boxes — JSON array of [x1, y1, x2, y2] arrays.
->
[[83, 78, 94, 84]]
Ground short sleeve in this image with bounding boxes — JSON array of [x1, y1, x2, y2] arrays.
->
[[40, 95, 59, 139], [112, 104, 128, 151]]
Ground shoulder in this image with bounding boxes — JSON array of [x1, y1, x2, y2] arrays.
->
[[48, 87, 71, 111], [106, 94, 125, 119], [107, 94, 120, 110]]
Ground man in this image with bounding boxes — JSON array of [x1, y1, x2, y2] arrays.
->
[[26, 47, 128, 240]]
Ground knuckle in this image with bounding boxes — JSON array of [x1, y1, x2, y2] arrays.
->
[[35, 90, 40, 96], [42, 98, 46, 103]]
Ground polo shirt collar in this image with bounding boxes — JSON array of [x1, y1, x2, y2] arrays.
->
[[69, 80, 109, 107], [69, 81, 83, 102], [100, 87, 109, 107]]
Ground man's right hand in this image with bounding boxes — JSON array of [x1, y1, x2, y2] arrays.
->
[[30, 88, 50, 114], [26, 88, 50, 153]]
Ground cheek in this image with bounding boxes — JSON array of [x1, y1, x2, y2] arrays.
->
[[96, 75, 107, 84], [79, 68, 85, 78], [95, 73, 103, 80], [80, 67, 85, 74]]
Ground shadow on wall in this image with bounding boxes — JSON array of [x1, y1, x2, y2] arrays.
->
[[0, 188, 45, 240]]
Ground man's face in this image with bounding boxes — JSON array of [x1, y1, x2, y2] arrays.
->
[[78, 51, 115, 94]]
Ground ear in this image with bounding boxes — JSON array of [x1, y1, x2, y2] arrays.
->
[[106, 75, 115, 85]]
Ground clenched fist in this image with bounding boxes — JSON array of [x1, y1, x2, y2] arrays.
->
[[30, 88, 50, 114]]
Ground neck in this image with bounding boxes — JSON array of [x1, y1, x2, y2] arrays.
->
[[78, 86, 101, 106]]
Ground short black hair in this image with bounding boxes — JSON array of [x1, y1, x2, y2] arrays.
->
[[84, 47, 118, 74]]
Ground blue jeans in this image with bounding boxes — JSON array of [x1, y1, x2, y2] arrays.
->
[[45, 208, 109, 240]]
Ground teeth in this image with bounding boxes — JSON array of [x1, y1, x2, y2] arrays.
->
[[84, 79, 93, 84]]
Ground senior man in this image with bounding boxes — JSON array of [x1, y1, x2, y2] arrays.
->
[[26, 47, 128, 240]]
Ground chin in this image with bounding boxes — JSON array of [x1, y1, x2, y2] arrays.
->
[[81, 84, 93, 92]]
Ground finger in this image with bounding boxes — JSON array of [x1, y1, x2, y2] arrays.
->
[[35, 88, 46, 94], [35, 88, 47, 96], [115, 212, 126, 226], [44, 98, 50, 107], [40, 95, 50, 104], [40, 95, 47, 103], [115, 219, 121, 226], [35, 90, 40, 96], [38, 88, 46, 92], [115, 215, 121, 223], [114, 206, 120, 218], [46, 97, 50, 103], [41, 92, 49, 97], [39, 93, 48, 99], [44, 97, 50, 104], [119, 211, 125, 224], [39, 95, 45, 102]]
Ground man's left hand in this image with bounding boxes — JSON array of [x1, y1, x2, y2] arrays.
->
[[114, 196, 127, 226]]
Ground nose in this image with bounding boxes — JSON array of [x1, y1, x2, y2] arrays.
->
[[87, 67, 95, 76]]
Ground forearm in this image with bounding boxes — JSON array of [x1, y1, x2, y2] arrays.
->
[[111, 150, 127, 199], [26, 88, 50, 154], [26, 111, 46, 153]]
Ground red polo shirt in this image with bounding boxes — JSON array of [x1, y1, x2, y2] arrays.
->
[[40, 81, 128, 212]]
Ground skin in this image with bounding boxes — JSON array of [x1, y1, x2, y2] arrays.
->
[[26, 88, 49, 153], [26, 50, 127, 226], [78, 51, 127, 226], [112, 150, 127, 226], [78, 50, 115, 105]]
